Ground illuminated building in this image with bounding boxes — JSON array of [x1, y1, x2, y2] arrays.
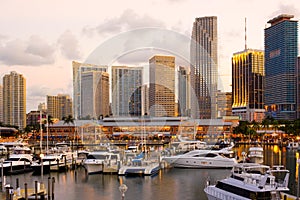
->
[[232, 49, 265, 122]]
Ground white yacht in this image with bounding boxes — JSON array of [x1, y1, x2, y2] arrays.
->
[[162, 149, 237, 168], [2, 146, 33, 175], [247, 146, 264, 164], [118, 152, 160, 176], [204, 163, 290, 200], [83, 151, 120, 174], [170, 135, 208, 152]]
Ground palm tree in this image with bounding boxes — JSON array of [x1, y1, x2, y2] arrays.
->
[[62, 115, 74, 125]]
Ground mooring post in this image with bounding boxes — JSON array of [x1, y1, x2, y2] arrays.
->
[[48, 177, 51, 200], [51, 177, 55, 200], [35, 180, 38, 200], [25, 183, 28, 200]]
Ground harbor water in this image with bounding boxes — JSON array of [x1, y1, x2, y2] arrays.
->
[[2, 144, 300, 200]]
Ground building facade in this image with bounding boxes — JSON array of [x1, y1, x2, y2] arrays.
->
[[216, 91, 232, 118], [149, 55, 176, 117], [47, 94, 73, 120], [0, 85, 3, 123], [232, 49, 265, 122], [72, 61, 108, 119], [264, 14, 298, 120], [178, 66, 190, 117], [111, 66, 143, 116], [190, 16, 218, 119], [81, 71, 109, 119], [3, 71, 26, 129], [297, 57, 300, 119]]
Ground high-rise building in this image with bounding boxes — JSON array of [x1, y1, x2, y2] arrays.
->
[[3, 71, 26, 129], [178, 66, 190, 116], [0, 84, 3, 123], [297, 57, 300, 118], [111, 66, 143, 116], [264, 14, 298, 120], [47, 94, 73, 120], [149, 55, 176, 117], [142, 84, 149, 116], [217, 91, 232, 118], [232, 49, 265, 122], [190, 16, 218, 119], [81, 71, 109, 119], [72, 61, 108, 119]]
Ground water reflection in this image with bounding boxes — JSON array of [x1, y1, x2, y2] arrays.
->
[[3, 145, 300, 199]]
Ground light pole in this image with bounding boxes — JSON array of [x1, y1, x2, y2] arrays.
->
[[119, 184, 128, 200], [40, 153, 44, 181], [1, 158, 4, 192]]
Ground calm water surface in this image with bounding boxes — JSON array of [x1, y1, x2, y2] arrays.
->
[[3, 145, 300, 200]]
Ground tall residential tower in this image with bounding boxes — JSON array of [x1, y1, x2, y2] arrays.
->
[[3, 71, 26, 129], [190, 16, 218, 119]]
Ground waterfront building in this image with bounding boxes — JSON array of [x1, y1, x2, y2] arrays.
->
[[190, 16, 218, 119], [178, 66, 190, 117], [111, 66, 143, 116], [149, 55, 176, 117], [232, 49, 265, 122], [0, 84, 3, 123], [216, 91, 232, 118], [264, 14, 298, 120], [48, 117, 234, 144], [47, 94, 73, 120], [81, 71, 109, 119], [72, 61, 108, 119], [26, 110, 47, 127], [3, 71, 26, 130]]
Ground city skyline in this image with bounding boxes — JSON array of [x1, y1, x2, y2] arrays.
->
[[0, 0, 299, 112]]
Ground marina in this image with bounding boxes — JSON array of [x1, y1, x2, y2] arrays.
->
[[0, 144, 299, 199]]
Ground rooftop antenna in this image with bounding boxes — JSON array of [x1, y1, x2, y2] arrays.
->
[[245, 17, 247, 50]]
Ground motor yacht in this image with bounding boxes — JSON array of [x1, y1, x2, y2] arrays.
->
[[1, 146, 33, 175], [247, 145, 264, 164], [118, 152, 160, 176], [162, 148, 237, 168], [83, 151, 120, 174], [204, 163, 290, 200]]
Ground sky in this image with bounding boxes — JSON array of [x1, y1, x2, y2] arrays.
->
[[0, 0, 299, 112]]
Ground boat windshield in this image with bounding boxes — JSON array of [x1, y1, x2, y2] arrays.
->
[[87, 154, 108, 160]]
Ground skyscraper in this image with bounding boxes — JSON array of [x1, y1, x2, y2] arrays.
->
[[3, 71, 26, 129], [178, 66, 190, 116], [72, 61, 108, 119], [47, 94, 73, 120], [264, 14, 298, 120], [297, 57, 300, 118], [81, 71, 109, 119], [190, 16, 218, 119], [216, 91, 232, 118], [111, 66, 143, 116], [232, 49, 265, 122], [0, 85, 3, 123], [149, 55, 175, 117]]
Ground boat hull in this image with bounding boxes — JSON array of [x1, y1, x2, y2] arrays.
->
[[84, 163, 104, 174]]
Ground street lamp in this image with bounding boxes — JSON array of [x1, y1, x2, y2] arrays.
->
[[119, 184, 128, 200]]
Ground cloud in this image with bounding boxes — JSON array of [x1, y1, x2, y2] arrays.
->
[[82, 9, 165, 37], [0, 36, 55, 66], [57, 30, 81, 60], [270, 3, 300, 17]]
